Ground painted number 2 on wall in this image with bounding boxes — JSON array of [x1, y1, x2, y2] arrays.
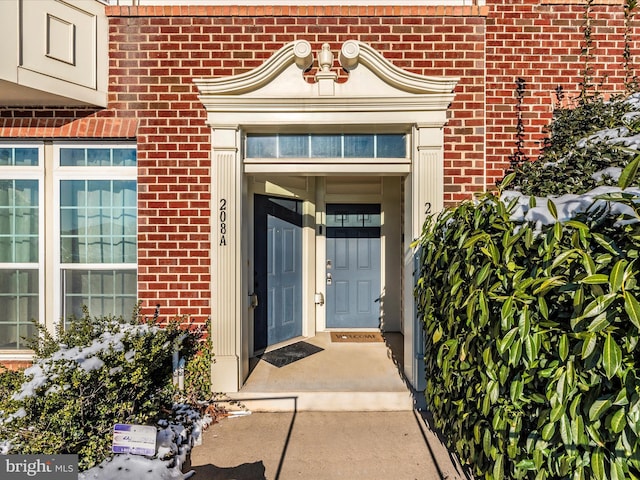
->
[[219, 199, 227, 246]]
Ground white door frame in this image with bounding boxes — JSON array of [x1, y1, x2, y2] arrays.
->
[[195, 40, 458, 393]]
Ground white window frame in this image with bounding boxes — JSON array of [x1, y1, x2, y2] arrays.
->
[[53, 142, 138, 330], [0, 143, 45, 359]]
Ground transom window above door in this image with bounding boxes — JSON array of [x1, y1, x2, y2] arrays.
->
[[245, 133, 406, 159]]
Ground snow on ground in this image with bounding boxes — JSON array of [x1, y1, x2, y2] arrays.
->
[[79, 404, 212, 480]]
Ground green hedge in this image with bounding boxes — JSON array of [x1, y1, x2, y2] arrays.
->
[[415, 186, 640, 479]]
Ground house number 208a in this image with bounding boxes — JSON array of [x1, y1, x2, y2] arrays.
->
[[219, 199, 227, 246]]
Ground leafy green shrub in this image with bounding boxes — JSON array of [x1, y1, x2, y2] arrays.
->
[[183, 318, 213, 402], [0, 368, 24, 404], [0, 310, 200, 470], [415, 183, 640, 479], [507, 93, 640, 196]]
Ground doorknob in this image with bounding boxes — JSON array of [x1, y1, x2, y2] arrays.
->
[[314, 292, 324, 306], [249, 293, 259, 308], [326, 272, 332, 285]]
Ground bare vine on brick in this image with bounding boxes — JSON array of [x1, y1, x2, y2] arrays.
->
[[579, 0, 595, 102], [508, 77, 529, 172], [624, 0, 638, 94], [539, 85, 566, 157]]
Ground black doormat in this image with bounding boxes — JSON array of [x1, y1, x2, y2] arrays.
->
[[259, 341, 324, 368]]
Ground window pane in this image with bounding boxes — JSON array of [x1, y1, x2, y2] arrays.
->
[[344, 135, 374, 158], [311, 135, 342, 158], [326, 204, 381, 227], [61, 180, 136, 264], [246, 135, 277, 158], [63, 269, 137, 321], [14, 237, 38, 264], [246, 134, 404, 159], [0, 179, 38, 263], [86, 208, 110, 236], [87, 148, 111, 167], [0, 269, 39, 350], [377, 134, 406, 158], [14, 148, 39, 166], [60, 209, 79, 237], [279, 135, 308, 157], [122, 239, 137, 264], [86, 236, 111, 263], [61, 147, 137, 167], [112, 148, 137, 167], [0, 324, 18, 349], [60, 180, 85, 207], [14, 180, 39, 207], [60, 148, 86, 166], [0, 148, 11, 166], [0, 237, 10, 262], [87, 180, 112, 208], [112, 208, 137, 237], [0, 147, 38, 166], [113, 181, 136, 208]]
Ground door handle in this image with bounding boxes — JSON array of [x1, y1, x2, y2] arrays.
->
[[314, 292, 325, 306], [326, 273, 332, 285], [249, 293, 259, 308]]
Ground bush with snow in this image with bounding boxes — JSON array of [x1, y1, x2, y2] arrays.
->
[[0, 311, 202, 471], [507, 93, 640, 196]]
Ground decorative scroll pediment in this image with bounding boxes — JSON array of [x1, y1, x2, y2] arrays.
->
[[194, 40, 459, 127], [338, 40, 458, 94], [195, 40, 457, 97], [194, 41, 314, 96]]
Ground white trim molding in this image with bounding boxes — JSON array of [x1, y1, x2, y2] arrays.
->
[[195, 40, 458, 394]]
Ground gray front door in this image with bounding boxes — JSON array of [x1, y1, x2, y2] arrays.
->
[[254, 195, 303, 351], [326, 204, 381, 328]]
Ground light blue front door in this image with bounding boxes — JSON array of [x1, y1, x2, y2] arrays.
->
[[326, 204, 381, 328], [254, 195, 303, 350]]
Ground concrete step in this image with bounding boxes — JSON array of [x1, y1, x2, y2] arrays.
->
[[224, 390, 416, 412], [220, 332, 417, 412]]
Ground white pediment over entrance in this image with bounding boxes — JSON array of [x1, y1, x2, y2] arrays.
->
[[195, 40, 459, 126]]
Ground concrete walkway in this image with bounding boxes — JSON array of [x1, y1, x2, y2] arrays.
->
[[188, 410, 471, 480]]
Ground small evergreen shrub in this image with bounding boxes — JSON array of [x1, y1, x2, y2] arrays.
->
[[183, 318, 213, 402], [0, 310, 201, 470], [508, 94, 640, 196], [0, 369, 24, 405], [415, 178, 640, 479]]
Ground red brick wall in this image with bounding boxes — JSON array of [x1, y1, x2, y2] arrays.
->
[[485, 0, 640, 185], [0, 360, 31, 372], [105, 5, 487, 322], [3, 2, 637, 331]]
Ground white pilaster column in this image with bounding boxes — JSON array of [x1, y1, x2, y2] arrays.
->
[[404, 126, 445, 399], [210, 127, 243, 392]]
